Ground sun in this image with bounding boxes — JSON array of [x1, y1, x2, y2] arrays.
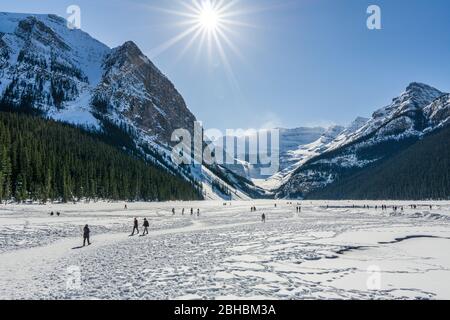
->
[[147, 0, 257, 88], [198, 2, 220, 31]]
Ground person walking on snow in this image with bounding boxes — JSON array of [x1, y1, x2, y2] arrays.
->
[[142, 218, 149, 236], [262, 213, 266, 223], [83, 224, 91, 246], [131, 218, 139, 236]]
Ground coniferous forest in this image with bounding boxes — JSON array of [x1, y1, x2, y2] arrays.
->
[[0, 112, 203, 203]]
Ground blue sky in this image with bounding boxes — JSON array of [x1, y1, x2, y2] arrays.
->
[[2, 0, 450, 130]]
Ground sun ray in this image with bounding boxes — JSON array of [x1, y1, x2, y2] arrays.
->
[[219, 18, 259, 29], [194, 25, 209, 63], [140, 4, 198, 19], [174, 26, 204, 64], [190, 0, 205, 13], [216, 0, 241, 16], [149, 24, 199, 59], [215, 28, 244, 61], [212, 30, 240, 91]]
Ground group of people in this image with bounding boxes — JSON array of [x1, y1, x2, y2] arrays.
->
[[249, 206, 267, 223], [172, 208, 200, 216], [378, 204, 432, 211], [49, 211, 61, 216], [130, 217, 150, 236], [332, 204, 434, 211]]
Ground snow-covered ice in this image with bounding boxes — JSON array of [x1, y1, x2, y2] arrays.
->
[[0, 200, 449, 300]]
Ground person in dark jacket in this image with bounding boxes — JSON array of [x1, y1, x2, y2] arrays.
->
[[262, 213, 266, 223], [83, 225, 91, 246], [142, 218, 149, 235], [131, 218, 139, 236]]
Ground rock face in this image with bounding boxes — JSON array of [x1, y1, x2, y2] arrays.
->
[[0, 12, 196, 144], [277, 127, 327, 171], [93, 41, 196, 143], [278, 83, 449, 198]]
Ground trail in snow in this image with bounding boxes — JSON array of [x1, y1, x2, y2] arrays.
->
[[0, 201, 449, 300]]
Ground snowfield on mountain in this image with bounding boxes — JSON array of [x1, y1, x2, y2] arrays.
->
[[1, 200, 449, 300]]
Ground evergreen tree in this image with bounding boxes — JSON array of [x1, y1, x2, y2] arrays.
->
[[0, 111, 203, 202]]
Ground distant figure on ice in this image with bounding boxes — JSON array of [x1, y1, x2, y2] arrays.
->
[[131, 218, 139, 236], [262, 213, 266, 223], [142, 218, 149, 235], [182, 208, 185, 215], [124, 204, 128, 210], [191, 208, 194, 215], [197, 209, 200, 217], [172, 208, 176, 215], [83, 225, 91, 246], [57, 212, 61, 216], [274, 204, 277, 208], [50, 211, 54, 216]]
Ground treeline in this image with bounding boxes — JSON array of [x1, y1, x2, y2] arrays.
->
[[307, 125, 450, 200], [211, 178, 232, 198], [0, 111, 203, 203]]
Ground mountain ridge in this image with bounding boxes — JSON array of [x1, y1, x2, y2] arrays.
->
[[278, 82, 449, 199]]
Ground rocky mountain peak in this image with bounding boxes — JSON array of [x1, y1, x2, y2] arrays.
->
[[111, 41, 142, 63], [396, 82, 442, 109]]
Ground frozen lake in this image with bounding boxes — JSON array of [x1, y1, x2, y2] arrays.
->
[[0, 200, 449, 300]]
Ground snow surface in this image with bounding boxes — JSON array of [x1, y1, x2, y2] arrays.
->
[[1, 200, 449, 300]]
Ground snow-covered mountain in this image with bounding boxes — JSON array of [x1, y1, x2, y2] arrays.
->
[[0, 12, 255, 200], [0, 12, 195, 142], [250, 120, 369, 192], [277, 127, 327, 170], [278, 83, 450, 198], [220, 127, 325, 181], [1, 13, 448, 201]]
